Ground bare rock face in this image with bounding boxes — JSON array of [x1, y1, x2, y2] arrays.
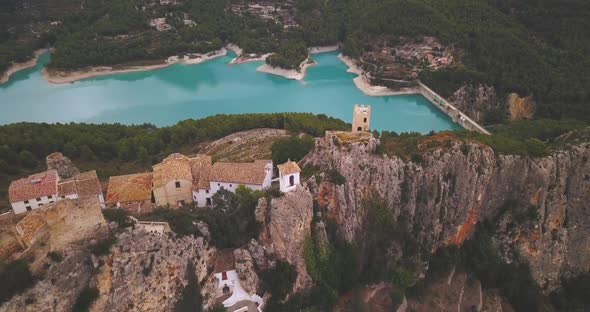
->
[[268, 186, 314, 292], [233, 248, 259, 295], [450, 84, 504, 124], [247, 239, 276, 271], [304, 131, 590, 293], [0, 249, 95, 312], [95, 228, 213, 312], [508, 92, 536, 120], [46, 152, 80, 179]]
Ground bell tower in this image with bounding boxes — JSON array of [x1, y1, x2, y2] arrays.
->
[[352, 104, 371, 133]]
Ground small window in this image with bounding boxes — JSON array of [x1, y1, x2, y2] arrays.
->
[[206, 190, 209, 194], [229, 184, 232, 188], [26, 206, 32, 211], [363, 117, 367, 122], [217, 183, 220, 186], [49, 201, 54, 204], [194, 195, 197, 200], [357, 127, 362, 131], [206, 198, 212, 206], [61, 196, 66, 199], [36, 197, 41, 202], [47, 195, 52, 199], [24, 200, 29, 204], [175, 181, 181, 188]]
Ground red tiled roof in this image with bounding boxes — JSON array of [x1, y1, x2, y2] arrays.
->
[[57, 170, 102, 198], [214, 249, 236, 273], [106, 173, 153, 204], [152, 153, 193, 188], [277, 160, 301, 175], [209, 160, 271, 186], [190, 155, 212, 190], [9, 170, 59, 203]]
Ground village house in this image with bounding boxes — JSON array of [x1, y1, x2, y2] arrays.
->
[[8, 170, 59, 214], [9, 168, 104, 215], [103, 153, 272, 211], [57, 170, 104, 207], [151, 153, 271, 208], [105, 172, 154, 214], [277, 160, 301, 193], [201, 160, 273, 205], [152, 153, 195, 207]]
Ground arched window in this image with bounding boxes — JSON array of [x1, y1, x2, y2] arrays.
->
[[289, 175, 295, 186], [357, 127, 362, 131]]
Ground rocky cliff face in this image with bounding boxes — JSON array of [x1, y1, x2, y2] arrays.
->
[[303, 131, 590, 293], [46, 152, 80, 179], [266, 186, 314, 292], [450, 84, 505, 124]]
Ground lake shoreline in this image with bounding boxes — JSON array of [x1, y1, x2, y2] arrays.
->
[[8, 44, 341, 85], [42, 48, 228, 84], [0, 49, 48, 84], [337, 53, 415, 96], [256, 58, 316, 80]]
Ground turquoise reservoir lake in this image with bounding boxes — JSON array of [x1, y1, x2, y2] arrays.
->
[[0, 51, 459, 133]]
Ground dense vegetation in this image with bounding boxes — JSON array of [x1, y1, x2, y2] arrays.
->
[[4, 0, 590, 121], [72, 286, 100, 312], [0, 260, 34, 303], [0, 113, 348, 212], [265, 40, 309, 70], [270, 135, 314, 166], [376, 119, 588, 160], [143, 185, 265, 248]]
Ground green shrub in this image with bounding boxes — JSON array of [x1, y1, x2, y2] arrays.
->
[[102, 208, 131, 228], [72, 286, 99, 312], [271, 135, 314, 166], [326, 169, 346, 185], [91, 235, 117, 256], [260, 260, 297, 301], [47, 251, 63, 263], [0, 260, 34, 303]]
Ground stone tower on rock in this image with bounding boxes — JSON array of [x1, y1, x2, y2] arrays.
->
[[352, 104, 371, 133]]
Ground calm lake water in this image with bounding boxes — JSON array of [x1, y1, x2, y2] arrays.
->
[[0, 51, 459, 133]]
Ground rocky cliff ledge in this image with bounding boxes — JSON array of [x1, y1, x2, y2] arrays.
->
[[303, 131, 590, 292]]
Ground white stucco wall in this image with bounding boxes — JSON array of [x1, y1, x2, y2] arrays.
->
[[279, 172, 300, 193], [11, 194, 58, 214], [192, 189, 212, 207]]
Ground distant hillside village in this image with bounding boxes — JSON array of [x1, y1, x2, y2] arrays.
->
[[6, 153, 304, 216], [4, 104, 374, 217], [0, 105, 381, 312]]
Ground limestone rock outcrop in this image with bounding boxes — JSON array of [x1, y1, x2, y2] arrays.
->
[[46, 152, 80, 179], [96, 228, 213, 312], [303, 131, 590, 293], [267, 186, 314, 292], [233, 248, 259, 295], [450, 84, 504, 124]]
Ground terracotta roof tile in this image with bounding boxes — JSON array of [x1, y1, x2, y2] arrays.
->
[[57, 170, 102, 198], [209, 160, 271, 186], [15, 212, 47, 244], [57, 179, 77, 196], [190, 155, 212, 190], [152, 153, 193, 188], [106, 173, 153, 204], [9, 170, 59, 203], [277, 160, 301, 175], [214, 249, 235, 272], [75, 170, 102, 197]]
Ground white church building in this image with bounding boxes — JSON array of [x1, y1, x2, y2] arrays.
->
[[277, 160, 301, 193]]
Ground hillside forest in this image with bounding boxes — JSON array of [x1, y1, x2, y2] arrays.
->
[[1, 0, 589, 121]]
